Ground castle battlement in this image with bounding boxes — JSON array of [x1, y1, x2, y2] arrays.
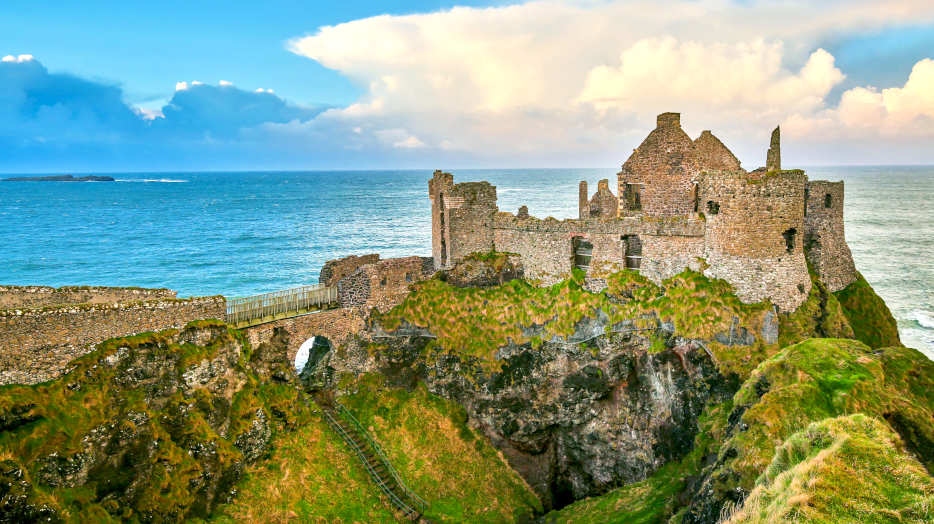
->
[[429, 113, 857, 312]]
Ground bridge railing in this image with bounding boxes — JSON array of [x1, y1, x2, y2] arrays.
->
[[225, 284, 338, 325]]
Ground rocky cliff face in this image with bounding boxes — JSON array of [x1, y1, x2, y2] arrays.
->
[[0, 321, 312, 523], [355, 324, 737, 510]]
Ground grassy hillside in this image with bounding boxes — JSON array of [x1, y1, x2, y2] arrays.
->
[[537, 338, 934, 524], [211, 375, 542, 524], [833, 272, 902, 349], [724, 414, 934, 523]]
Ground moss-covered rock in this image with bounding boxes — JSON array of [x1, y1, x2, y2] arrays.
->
[[0, 321, 312, 523], [681, 339, 934, 523], [724, 414, 934, 523], [833, 272, 902, 349]]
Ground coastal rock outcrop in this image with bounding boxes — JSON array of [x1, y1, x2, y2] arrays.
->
[[0, 321, 312, 523]]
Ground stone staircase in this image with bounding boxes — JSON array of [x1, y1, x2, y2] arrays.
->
[[321, 402, 430, 522]]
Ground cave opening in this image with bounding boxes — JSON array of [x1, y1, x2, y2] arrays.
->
[[551, 478, 577, 510]]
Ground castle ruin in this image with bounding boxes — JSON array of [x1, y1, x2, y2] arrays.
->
[[430, 112, 857, 312]]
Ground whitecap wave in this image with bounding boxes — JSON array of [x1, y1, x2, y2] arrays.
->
[[906, 310, 934, 329]]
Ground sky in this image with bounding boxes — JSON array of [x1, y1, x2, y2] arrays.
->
[[2, 0, 934, 173]]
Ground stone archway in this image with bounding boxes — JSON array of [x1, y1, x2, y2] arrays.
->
[[240, 308, 367, 371]]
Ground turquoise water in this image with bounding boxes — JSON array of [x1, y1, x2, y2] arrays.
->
[[1, 167, 932, 359]]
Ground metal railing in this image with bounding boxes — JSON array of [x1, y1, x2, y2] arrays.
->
[[336, 403, 429, 513], [322, 408, 422, 519], [225, 284, 338, 325]]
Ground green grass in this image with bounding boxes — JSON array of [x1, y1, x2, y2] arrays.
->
[[213, 375, 542, 523], [378, 268, 775, 375], [833, 272, 902, 349], [724, 414, 934, 523], [0, 321, 313, 522], [696, 338, 934, 515]]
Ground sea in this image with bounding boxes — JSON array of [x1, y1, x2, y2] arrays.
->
[[1, 167, 932, 361]]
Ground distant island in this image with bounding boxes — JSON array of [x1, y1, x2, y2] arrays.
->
[[1, 174, 115, 182]]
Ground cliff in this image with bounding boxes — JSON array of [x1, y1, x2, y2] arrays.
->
[[0, 258, 923, 524]]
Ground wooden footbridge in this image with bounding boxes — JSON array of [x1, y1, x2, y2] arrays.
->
[[225, 284, 339, 329]]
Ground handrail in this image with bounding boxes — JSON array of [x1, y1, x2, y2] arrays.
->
[[337, 403, 429, 512], [322, 409, 420, 519], [225, 285, 338, 324]]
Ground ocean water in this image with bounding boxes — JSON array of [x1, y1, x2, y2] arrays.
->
[[1, 167, 932, 360]]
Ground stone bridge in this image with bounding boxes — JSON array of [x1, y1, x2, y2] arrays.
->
[[240, 308, 367, 369]]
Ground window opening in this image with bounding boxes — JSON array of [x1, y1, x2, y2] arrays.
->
[[625, 183, 643, 211], [573, 237, 593, 271], [783, 228, 797, 253], [622, 235, 642, 271], [804, 187, 809, 216], [707, 200, 720, 215], [824, 193, 832, 208]]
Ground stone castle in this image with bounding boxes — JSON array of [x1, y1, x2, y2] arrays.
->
[[430, 112, 856, 312]]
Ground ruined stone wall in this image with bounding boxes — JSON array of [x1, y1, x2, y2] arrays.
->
[[804, 181, 857, 292], [430, 171, 498, 269], [0, 285, 176, 309], [700, 170, 811, 311], [618, 113, 698, 217], [0, 296, 226, 385], [337, 256, 434, 312], [446, 181, 497, 264], [319, 254, 380, 287], [241, 307, 367, 370], [429, 170, 455, 268], [693, 131, 742, 172], [494, 213, 705, 284], [581, 179, 619, 219]]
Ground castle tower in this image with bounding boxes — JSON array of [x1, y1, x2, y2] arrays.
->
[[579, 181, 588, 220], [428, 170, 497, 269], [766, 126, 781, 171]]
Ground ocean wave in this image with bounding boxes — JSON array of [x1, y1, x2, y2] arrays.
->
[[116, 179, 188, 183], [906, 310, 934, 329]]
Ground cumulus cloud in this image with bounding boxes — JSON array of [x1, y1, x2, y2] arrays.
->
[[287, 0, 934, 165]]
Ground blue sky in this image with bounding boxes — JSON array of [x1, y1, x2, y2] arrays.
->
[[2, 0, 934, 172]]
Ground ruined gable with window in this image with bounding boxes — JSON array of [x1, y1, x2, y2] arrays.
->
[[428, 113, 856, 313]]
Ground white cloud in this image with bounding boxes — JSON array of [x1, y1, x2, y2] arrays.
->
[[254, 88, 274, 93], [284, 0, 934, 164], [220, 80, 233, 86], [375, 128, 427, 148], [2, 54, 34, 63], [134, 107, 164, 120], [191, 81, 203, 86], [175, 82, 189, 91]]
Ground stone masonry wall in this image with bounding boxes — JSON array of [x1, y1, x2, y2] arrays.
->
[[242, 307, 367, 371], [338, 256, 434, 312], [700, 170, 811, 311], [319, 254, 381, 287], [618, 113, 699, 217], [430, 170, 498, 269], [0, 296, 226, 385], [0, 285, 176, 309], [803, 180, 857, 292], [494, 213, 705, 284]]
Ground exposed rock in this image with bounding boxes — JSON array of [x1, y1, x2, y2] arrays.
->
[[435, 252, 525, 288]]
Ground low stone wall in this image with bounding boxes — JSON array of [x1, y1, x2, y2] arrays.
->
[[319, 254, 381, 287], [0, 285, 176, 309], [0, 296, 225, 385]]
